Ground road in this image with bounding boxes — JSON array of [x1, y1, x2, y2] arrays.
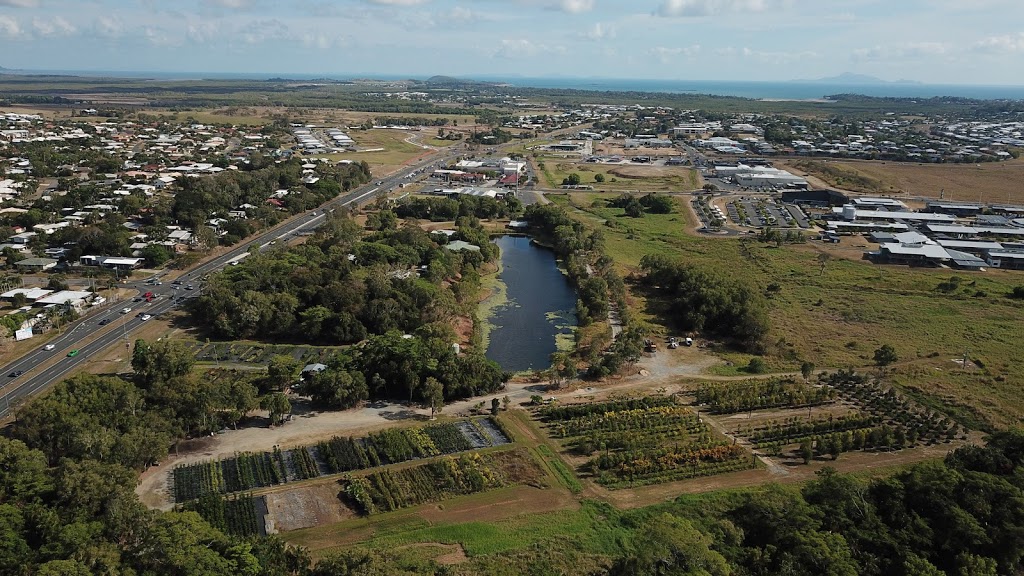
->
[[0, 146, 461, 420]]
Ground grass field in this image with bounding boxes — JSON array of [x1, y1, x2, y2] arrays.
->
[[314, 129, 431, 175], [552, 192, 1024, 430], [538, 159, 702, 191], [779, 158, 1024, 204]]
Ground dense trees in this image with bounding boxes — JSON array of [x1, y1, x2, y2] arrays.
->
[[0, 437, 306, 576], [639, 253, 770, 352], [171, 158, 371, 229], [609, 193, 675, 217], [393, 194, 522, 222], [188, 213, 494, 344]]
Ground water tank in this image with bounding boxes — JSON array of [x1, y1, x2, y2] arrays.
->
[[842, 204, 857, 221]]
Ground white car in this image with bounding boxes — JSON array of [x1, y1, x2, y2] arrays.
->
[[44, 344, 55, 351], [121, 307, 132, 314], [139, 314, 152, 321]]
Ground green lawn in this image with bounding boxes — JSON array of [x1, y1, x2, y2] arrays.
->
[[554, 192, 1024, 430]]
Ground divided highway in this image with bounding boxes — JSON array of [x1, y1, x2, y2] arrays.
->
[[0, 147, 459, 419]]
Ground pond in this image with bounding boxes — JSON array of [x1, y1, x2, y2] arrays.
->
[[483, 235, 577, 373]]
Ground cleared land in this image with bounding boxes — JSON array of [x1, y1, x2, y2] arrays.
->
[[778, 157, 1024, 204], [315, 129, 434, 176], [538, 160, 702, 191], [552, 191, 1024, 430]]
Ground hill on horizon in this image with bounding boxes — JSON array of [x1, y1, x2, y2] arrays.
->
[[794, 72, 921, 84]]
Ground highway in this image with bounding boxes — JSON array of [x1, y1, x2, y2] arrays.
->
[[0, 146, 461, 419]]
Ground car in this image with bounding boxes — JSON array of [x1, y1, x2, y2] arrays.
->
[[684, 337, 694, 347], [185, 285, 194, 290], [155, 281, 162, 285], [66, 349, 79, 357], [140, 314, 152, 321], [8, 370, 23, 377], [43, 344, 55, 351], [132, 297, 142, 302], [171, 285, 179, 290], [121, 307, 132, 314], [171, 280, 182, 285], [99, 318, 112, 326]]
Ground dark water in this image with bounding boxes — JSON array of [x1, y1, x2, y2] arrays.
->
[[484, 236, 577, 373]]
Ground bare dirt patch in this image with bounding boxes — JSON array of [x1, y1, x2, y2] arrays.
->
[[265, 483, 354, 533], [417, 484, 578, 526]]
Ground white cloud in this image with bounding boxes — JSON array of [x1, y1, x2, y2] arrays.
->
[[972, 33, 1024, 53], [239, 19, 291, 44], [445, 6, 492, 24], [582, 22, 615, 41], [649, 45, 700, 63], [494, 38, 564, 59], [187, 21, 219, 44], [206, 0, 256, 7], [143, 25, 179, 47], [0, 0, 38, 7], [655, 0, 770, 17], [741, 46, 818, 63], [31, 16, 75, 37], [367, 0, 429, 5], [93, 16, 124, 39], [0, 15, 22, 38], [299, 32, 349, 50], [557, 0, 594, 13], [852, 42, 948, 61]]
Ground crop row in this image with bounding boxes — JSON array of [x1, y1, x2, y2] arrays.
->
[[181, 493, 261, 537], [823, 370, 962, 441], [540, 395, 678, 421], [342, 451, 518, 515], [695, 378, 836, 414], [741, 414, 881, 446], [547, 405, 700, 438], [172, 418, 509, 502], [589, 443, 750, 486]]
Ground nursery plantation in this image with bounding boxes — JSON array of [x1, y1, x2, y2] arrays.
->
[[172, 418, 511, 502]]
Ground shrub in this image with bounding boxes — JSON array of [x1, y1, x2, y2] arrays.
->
[[747, 358, 768, 374]]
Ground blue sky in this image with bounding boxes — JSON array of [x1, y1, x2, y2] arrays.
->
[[1, 0, 1022, 84]]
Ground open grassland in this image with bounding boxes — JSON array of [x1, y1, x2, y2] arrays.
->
[[779, 158, 1024, 204], [552, 192, 1024, 430], [539, 160, 702, 191], [315, 129, 431, 175]]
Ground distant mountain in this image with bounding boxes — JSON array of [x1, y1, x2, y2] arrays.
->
[[793, 72, 921, 85]]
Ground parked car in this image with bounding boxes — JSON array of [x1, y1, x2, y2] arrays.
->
[[684, 337, 694, 347]]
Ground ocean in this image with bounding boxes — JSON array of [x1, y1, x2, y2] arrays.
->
[[489, 77, 1024, 101], [11, 69, 1024, 101]]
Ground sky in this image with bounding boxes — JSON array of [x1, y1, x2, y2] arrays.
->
[[1, 0, 1023, 84]]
